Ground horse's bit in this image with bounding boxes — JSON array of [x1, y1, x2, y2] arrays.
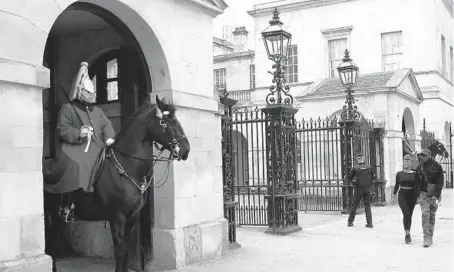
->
[[108, 108, 187, 194]]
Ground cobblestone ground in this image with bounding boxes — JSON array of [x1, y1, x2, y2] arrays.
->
[[57, 190, 453, 272]]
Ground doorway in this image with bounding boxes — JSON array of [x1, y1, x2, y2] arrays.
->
[[42, 3, 153, 271]]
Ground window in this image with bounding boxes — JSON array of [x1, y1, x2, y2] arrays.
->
[[250, 65, 255, 89], [450, 46, 453, 82], [284, 45, 298, 83], [213, 68, 226, 96], [441, 35, 447, 77], [381, 31, 403, 72], [328, 39, 347, 78], [89, 50, 119, 103]]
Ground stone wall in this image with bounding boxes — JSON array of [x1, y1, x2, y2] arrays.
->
[[0, 61, 52, 270]]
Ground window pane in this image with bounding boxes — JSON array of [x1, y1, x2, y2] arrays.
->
[[107, 59, 118, 79], [107, 81, 118, 101]]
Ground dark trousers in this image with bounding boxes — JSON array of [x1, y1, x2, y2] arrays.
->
[[398, 189, 417, 231], [348, 187, 372, 224]]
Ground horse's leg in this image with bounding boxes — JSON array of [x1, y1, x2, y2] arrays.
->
[[110, 214, 127, 272], [122, 214, 139, 271]]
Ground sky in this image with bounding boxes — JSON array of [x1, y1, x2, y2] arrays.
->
[[213, 0, 268, 50]]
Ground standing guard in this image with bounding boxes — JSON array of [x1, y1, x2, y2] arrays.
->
[[347, 155, 375, 228], [416, 149, 444, 248]]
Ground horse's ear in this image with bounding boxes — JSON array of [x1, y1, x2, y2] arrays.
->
[[156, 95, 166, 110]]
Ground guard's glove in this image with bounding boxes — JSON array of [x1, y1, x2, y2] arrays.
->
[[106, 138, 115, 146]]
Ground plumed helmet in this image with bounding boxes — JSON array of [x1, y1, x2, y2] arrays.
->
[[69, 61, 95, 101]]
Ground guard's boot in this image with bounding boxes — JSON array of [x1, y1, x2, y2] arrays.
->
[[365, 224, 373, 228], [348, 222, 354, 227]]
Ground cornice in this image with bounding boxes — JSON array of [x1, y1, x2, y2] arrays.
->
[[186, 0, 226, 16], [248, 0, 356, 17]]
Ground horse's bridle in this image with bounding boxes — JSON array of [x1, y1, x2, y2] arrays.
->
[[107, 108, 187, 194]]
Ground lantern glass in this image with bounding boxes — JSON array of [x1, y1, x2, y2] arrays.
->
[[261, 9, 292, 62], [337, 50, 359, 88]]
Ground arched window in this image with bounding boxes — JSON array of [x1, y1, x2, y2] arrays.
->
[[89, 50, 119, 103]]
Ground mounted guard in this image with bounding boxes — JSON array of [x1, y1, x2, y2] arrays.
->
[[43, 61, 116, 222]]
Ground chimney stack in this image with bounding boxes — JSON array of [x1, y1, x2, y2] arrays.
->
[[232, 26, 248, 53]]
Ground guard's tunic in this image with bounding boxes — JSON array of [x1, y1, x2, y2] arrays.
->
[[44, 101, 115, 193]]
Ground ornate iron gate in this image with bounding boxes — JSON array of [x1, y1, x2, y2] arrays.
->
[[231, 107, 269, 226], [295, 117, 385, 212], [220, 97, 241, 248]]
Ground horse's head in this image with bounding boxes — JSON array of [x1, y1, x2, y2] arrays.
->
[[428, 140, 449, 159], [148, 96, 190, 161]]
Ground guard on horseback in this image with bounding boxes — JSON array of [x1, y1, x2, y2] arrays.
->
[[43, 61, 116, 222]]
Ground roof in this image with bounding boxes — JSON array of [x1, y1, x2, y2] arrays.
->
[[304, 71, 395, 98]]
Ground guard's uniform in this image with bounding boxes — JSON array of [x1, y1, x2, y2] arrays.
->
[[416, 159, 444, 246], [347, 166, 375, 226]]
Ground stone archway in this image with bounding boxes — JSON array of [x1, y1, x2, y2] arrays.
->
[[41, 2, 171, 270]]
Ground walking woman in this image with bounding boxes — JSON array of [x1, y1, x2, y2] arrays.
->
[[393, 154, 421, 243]]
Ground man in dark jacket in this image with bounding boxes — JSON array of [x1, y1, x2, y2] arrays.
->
[[416, 148, 444, 248], [347, 155, 375, 228]]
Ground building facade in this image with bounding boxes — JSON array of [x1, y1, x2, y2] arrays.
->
[[0, 0, 229, 270], [214, 0, 453, 201]]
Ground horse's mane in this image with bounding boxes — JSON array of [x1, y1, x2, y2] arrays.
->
[[114, 100, 177, 141]]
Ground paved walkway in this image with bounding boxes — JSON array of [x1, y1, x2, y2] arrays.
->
[[57, 190, 453, 272]]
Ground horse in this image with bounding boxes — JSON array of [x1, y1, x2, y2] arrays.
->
[[428, 140, 449, 162], [44, 96, 190, 272]]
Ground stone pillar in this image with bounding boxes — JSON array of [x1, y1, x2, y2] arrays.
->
[[0, 61, 53, 270], [150, 90, 228, 270], [383, 130, 404, 204]]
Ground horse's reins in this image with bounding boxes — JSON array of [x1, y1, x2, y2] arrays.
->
[[107, 107, 187, 193]]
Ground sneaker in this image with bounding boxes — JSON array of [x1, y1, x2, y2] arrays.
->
[[405, 234, 411, 244], [348, 222, 354, 227], [365, 224, 373, 228], [423, 237, 431, 248]]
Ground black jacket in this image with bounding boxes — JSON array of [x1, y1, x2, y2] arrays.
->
[[415, 159, 444, 198], [349, 166, 375, 188]]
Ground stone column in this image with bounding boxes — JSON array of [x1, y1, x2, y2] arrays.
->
[[150, 90, 228, 270], [382, 130, 404, 204], [0, 61, 53, 270]]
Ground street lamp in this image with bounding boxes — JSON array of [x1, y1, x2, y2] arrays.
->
[[337, 49, 360, 121], [261, 8, 293, 105]]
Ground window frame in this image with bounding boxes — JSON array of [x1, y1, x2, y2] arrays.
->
[[88, 50, 120, 104], [213, 68, 227, 93], [441, 35, 447, 77], [250, 64, 256, 90], [381, 31, 403, 72], [321, 26, 353, 78], [284, 44, 298, 83], [328, 38, 348, 78]]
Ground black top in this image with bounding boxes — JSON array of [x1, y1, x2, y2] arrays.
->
[[394, 171, 417, 195]]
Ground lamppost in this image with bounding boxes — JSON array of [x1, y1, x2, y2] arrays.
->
[[336, 49, 360, 214], [261, 8, 293, 105], [261, 8, 301, 235], [337, 49, 359, 121]]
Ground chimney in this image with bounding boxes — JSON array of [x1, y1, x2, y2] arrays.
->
[[232, 26, 248, 53]]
